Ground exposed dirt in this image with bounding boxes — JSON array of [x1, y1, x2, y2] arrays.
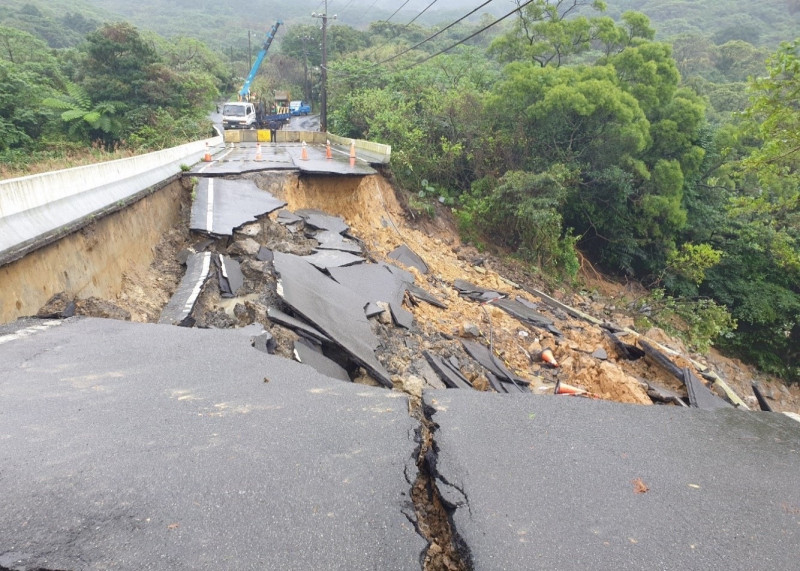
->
[[77, 169, 800, 415]]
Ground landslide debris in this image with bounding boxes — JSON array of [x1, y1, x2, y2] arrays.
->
[[98, 169, 800, 413]]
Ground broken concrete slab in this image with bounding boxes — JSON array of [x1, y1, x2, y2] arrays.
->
[[302, 250, 365, 270], [388, 244, 429, 274], [413, 357, 448, 390], [454, 279, 559, 334], [217, 254, 244, 298], [267, 306, 331, 344], [273, 252, 392, 388], [423, 351, 472, 389], [407, 283, 448, 309], [493, 297, 558, 332], [644, 380, 688, 407], [425, 390, 800, 570], [329, 263, 413, 329], [314, 230, 362, 254], [276, 209, 303, 225], [251, 329, 277, 354], [683, 368, 732, 410], [295, 209, 349, 235], [607, 331, 646, 360], [0, 318, 425, 569], [461, 339, 530, 392], [752, 381, 774, 412], [190, 178, 285, 236], [158, 252, 212, 326], [256, 246, 274, 262], [294, 337, 351, 382]]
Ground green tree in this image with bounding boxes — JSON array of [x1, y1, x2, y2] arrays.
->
[[458, 167, 579, 275], [692, 39, 800, 380], [79, 22, 159, 105], [489, 0, 607, 67], [41, 80, 126, 140]]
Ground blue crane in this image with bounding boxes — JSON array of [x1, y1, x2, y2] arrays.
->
[[239, 20, 282, 100]]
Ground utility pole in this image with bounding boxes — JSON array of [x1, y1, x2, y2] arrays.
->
[[312, 1, 336, 133]]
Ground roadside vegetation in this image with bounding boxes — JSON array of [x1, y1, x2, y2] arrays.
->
[[1, 0, 797, 382], [0, 14, 228, 177], [318, 2, 799, 382]]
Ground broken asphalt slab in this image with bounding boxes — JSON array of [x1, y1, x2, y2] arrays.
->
[[158, 252, 212, 326], [273, 251, 392, 387], [329, 263, 414, 329], [0, 317, 425, 570], [190, 178, 285, 236], [424, 390, 800, 570], [388, 244, 429, 274]]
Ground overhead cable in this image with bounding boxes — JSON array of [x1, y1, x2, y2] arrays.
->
[[398, 0, 534, 70], [376, 0, 496, 66], [384, 0, 415, 23], [405, 0, 439, 26]]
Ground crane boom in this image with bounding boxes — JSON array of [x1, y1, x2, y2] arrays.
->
[[239, 20, 282, 99]]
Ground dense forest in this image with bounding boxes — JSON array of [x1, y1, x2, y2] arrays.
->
[[1, 0, 798, 382]]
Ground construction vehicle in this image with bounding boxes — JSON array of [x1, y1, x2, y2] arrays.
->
[[289, 100, 311, 116], [239, 21, 282, 100], [221, 21, 292, 130], [221, 100, 291, 130]]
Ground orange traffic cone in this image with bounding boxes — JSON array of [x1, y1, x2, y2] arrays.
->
[[350, 156, 355, 168], [255, 142, 263, 161], [539, 348, 559, 367], [301, 141, 309, 161], [326, 140, 332, 160], [203, 142, 212, 162], [554, 380, 587, 396], [349, 139, 356, 159]]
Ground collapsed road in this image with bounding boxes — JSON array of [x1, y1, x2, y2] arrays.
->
[[2, 143, 800, 569]]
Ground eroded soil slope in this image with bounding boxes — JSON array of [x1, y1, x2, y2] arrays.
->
[[94, 170, 800, 413]]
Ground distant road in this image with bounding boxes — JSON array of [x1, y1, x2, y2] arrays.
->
[[287, 113, 320, 132]]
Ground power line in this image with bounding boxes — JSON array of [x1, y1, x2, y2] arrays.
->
[[405, 0, 438, 27], [376, 0, 495, 66], [385, 0, 414, 23], [399, 0, 534, 70], [326, 0, 524, 80], [360, 0, 441, 62]]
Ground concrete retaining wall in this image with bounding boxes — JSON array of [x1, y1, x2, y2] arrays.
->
[[0, 179, 186, 324], [0, 135, 222, 265]]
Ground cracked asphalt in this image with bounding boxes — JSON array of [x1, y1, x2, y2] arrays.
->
[[0, 317, 425, 570], [2, 317, 800, 569], [426, 390, 800, 570]]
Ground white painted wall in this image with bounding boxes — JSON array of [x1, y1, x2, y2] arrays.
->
[[0, 135, 222, 262]]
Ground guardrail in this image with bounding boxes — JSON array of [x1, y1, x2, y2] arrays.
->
[[222, 129, 392, 164], [0, 135, 223, 265]]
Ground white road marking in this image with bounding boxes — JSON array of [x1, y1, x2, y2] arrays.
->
[[206, 179, 215, 233], [182, 252, 212, 316], [0, 320, 63, 345]]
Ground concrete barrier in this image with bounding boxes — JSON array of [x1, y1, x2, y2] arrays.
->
[[0, 134, 222, 265]]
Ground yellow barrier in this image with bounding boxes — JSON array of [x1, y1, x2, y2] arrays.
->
[[257, 130, 271, 142], [223, 130, 241, 143]]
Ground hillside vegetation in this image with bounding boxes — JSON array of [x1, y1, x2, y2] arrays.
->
[[1, 0, 797, 382]]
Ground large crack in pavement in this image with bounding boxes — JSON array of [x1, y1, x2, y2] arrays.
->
[[406, 391, 473, 571]]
